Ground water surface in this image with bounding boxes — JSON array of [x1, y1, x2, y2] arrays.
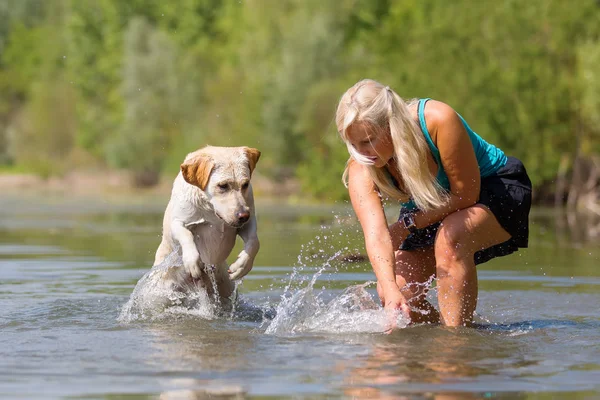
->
[[1, 193, 599, 399]]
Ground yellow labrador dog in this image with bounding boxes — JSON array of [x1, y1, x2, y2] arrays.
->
[[153, 145, 261, 300]]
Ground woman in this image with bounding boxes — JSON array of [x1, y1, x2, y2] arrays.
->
[[335, 79, 532, 327]]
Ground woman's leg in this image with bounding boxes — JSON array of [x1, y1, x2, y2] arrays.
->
[[434, 204, 511, 327], [378, 246, 440, 324]]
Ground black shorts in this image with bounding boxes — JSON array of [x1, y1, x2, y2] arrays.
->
[[398, 156, 532, 265]]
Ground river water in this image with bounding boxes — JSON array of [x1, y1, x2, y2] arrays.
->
[[0, 193, 598, 399]]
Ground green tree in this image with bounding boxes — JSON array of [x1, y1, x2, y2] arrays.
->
[[106, 17, 179, 186], [0, 0, 598, 204], [6, 0, 75, 176], [65, 0, 233, 174], [0, 0, 48, 165], [360, 0, 600, 194], [567, 39, 600, 212]]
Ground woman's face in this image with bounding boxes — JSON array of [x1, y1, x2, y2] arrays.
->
[[346, 122, 394, 168]]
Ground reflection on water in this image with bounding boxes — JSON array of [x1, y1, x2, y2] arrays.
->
[[554, 208, 600, 245], [0, 194, 599, 399], [341, 330, 495, 399]]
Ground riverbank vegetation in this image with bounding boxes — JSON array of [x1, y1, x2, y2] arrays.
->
[[0, 0, 599, 213]]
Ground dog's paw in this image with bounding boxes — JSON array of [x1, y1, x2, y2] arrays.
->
[[228, 251, 253, 281], [182, 251, 202, 279]]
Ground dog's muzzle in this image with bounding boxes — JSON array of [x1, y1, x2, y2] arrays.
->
[[214, 211, 250, 228], [235, 211, 250, 225]]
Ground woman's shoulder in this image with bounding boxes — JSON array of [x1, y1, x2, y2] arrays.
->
[[422, 99, 458, 126], [421, 99, 463, 140]]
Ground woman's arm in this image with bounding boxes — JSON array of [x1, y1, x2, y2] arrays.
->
[[347, 161, 409, 314], [390, 101, 481, 237]]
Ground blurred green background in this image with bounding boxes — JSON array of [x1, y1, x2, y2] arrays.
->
[[0, 0, 599, 208]]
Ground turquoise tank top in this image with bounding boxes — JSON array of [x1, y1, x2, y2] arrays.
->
[[399, 98, 507, 210]]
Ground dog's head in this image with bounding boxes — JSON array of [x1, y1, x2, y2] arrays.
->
[[180, 146, 261, 228]]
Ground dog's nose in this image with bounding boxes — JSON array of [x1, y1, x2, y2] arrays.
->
[[236, 211, 250, 224]]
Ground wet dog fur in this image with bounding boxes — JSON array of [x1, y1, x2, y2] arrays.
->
[[153, 145, 261, 300]]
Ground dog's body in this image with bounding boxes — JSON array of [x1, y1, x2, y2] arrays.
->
[[153, 145, 261, 299]]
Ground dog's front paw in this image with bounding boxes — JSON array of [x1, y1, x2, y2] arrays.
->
[[182, 251, 203, 279], [228, 251, 253, 281]]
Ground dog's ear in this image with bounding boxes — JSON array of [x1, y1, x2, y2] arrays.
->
[[244, 147, 261, 175], [180, 153, 214, 190]]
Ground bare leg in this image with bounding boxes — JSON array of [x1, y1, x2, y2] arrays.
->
[[377, 247, 440, 324], [434, 205, 511, 327]]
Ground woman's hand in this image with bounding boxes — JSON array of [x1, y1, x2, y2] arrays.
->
[[379, 281, 411, 332], [383, 287, 410, 317]]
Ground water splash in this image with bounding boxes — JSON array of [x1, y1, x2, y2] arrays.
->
[[205, 264, 221, 305], [263, 238, 409, 336], [263, 281, 409, 335], [119, 212, 411, 334], [118, 250, 221, 323]]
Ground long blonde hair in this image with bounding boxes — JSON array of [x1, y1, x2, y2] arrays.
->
[[336, 79, 447, 210]]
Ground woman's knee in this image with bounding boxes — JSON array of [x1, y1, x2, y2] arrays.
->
[[435, 205, 511, 265], [434, 215, 475, 275]]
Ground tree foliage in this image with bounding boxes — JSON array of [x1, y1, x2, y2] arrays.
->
[[0, 0, 598, 202], [105, 17, 179, 186]]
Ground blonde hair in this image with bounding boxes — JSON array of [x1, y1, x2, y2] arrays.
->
[[336, 79, 447, 210]]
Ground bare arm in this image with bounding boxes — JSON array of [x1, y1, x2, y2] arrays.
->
[[389, 101, 481, 241], [347, 161, 408, 313]]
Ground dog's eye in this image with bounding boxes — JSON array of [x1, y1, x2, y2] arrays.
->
[[217, 183, 229, 191], [241, 182, 249, 190]]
